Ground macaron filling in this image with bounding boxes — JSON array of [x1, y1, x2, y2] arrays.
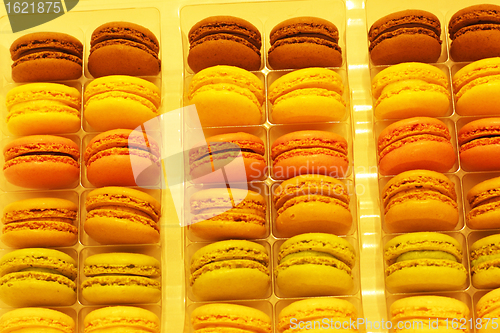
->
[[395, 250, 458, 262]]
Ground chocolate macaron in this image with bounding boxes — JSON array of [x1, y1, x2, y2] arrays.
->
[[187, 16, 262, 73], [10, 32, 83, 82], [268, 17, 342, 69], [368, 10, 442, 65], [449, 4, 500, 62], [88, 22, 161, 78]]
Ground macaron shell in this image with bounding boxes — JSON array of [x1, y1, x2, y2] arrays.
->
[[4, 156, 80, 189], [451, 29, 500, 62], [191, 267, 270, 301], [188, 38, 261, 73], [384, 195, 459, 233], [455, 77, 500, 116], [374, 81, 449, 119], [460, 143, 500, 171], [1, 223, 78, 248], [84, 92, 158, 131], [0, 273, 76, 306], [85, 216, 160, 244], [12, 55, 82, 83], [370, 33, 442, 66], [385, 264, 467, 293], [88, 42, 160, 78], [268, 41, 342, 69], [276, 198, 352, 237], [272, 88, 346, 123], [276, 264, 354, 297], [81, 279, 161, 304], [86, 152, 160, 187], [189, 84, 262, 126], [378, 139, 456, 176], [7, 106, 81, 136]]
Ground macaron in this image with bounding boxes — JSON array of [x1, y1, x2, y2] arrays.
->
[[88, 21, 160, 77], [189, 132, 266, 183], [82, 252, 161, 304], [189, 188, 267, 241], [268, 17, 342, 69], [190, 240, 270, 301], [84, 75, 161, 132], [10, 32, 83, 82], [382, 170, 459, 233], [3, 135, 80, 189], [449, 4, 500, 62], [384, 232, 467, 293], [187, 65, 264, 127], [84, 306, 160, 333], [0, 307, 75, 333], [453, 58, 500, 116], [476, 287, 500, 332], [275, 233, 356, 297], [0, 248, 77, 306], [368, 10, 442, 65], [85, 187, 161, 245], [470, 234, 500, 289], [377, 117, 456, 176], [2, 197, 78, 248], [84, 129, 161, 187], [5, 82, 81, 136], [371, 62, 450, 119], [268, 68, 347, 123], [458, 118, 500, 171], [191, 303, 271, 333], [187, 16, 262, 73], [271, 130, 350, 180], [390, 296, 470, 331], [467, 176, 500, 229], [273, 174, 352, 237], [278, 297, 358, 333]]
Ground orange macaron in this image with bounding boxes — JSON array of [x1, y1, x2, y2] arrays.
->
[[466, 176, 500, 229], [3, 135, 80, 189], [271, 130, 350, 180], [84, 129, 161, 187], [2, 197, 78, 248], [273, 174, 353, 237], [189, 132, 266, 183], [382, 170, 459, 233], [378, 117, 456, 175], [189, 187, 267, 241], [458, 117, 500, 171]]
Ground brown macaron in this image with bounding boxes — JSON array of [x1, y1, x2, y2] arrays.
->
[[88, 22, 161, 78], [187, 16, 262, 73], [268, 17, 342, 69], [10, 32, 83, 82], [448, 4, 500, 62], [368, 10, 442, 65]]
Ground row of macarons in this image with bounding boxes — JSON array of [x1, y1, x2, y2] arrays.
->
[[3, 65, 348, 136], [382, 231, 500, 294], [187, 5, 500, 71], [8, 22, 161, 83], [0, 186, 161, 249], [371, 57, 500, 120], [380, 170, 500, 234], [187, 230, 500, 301], [0, 248, 161, 308], [368, 5, 500, 65], [0, 306, 161, 333], [186, 233, 358, 302], [184, 292, 500, 333]]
